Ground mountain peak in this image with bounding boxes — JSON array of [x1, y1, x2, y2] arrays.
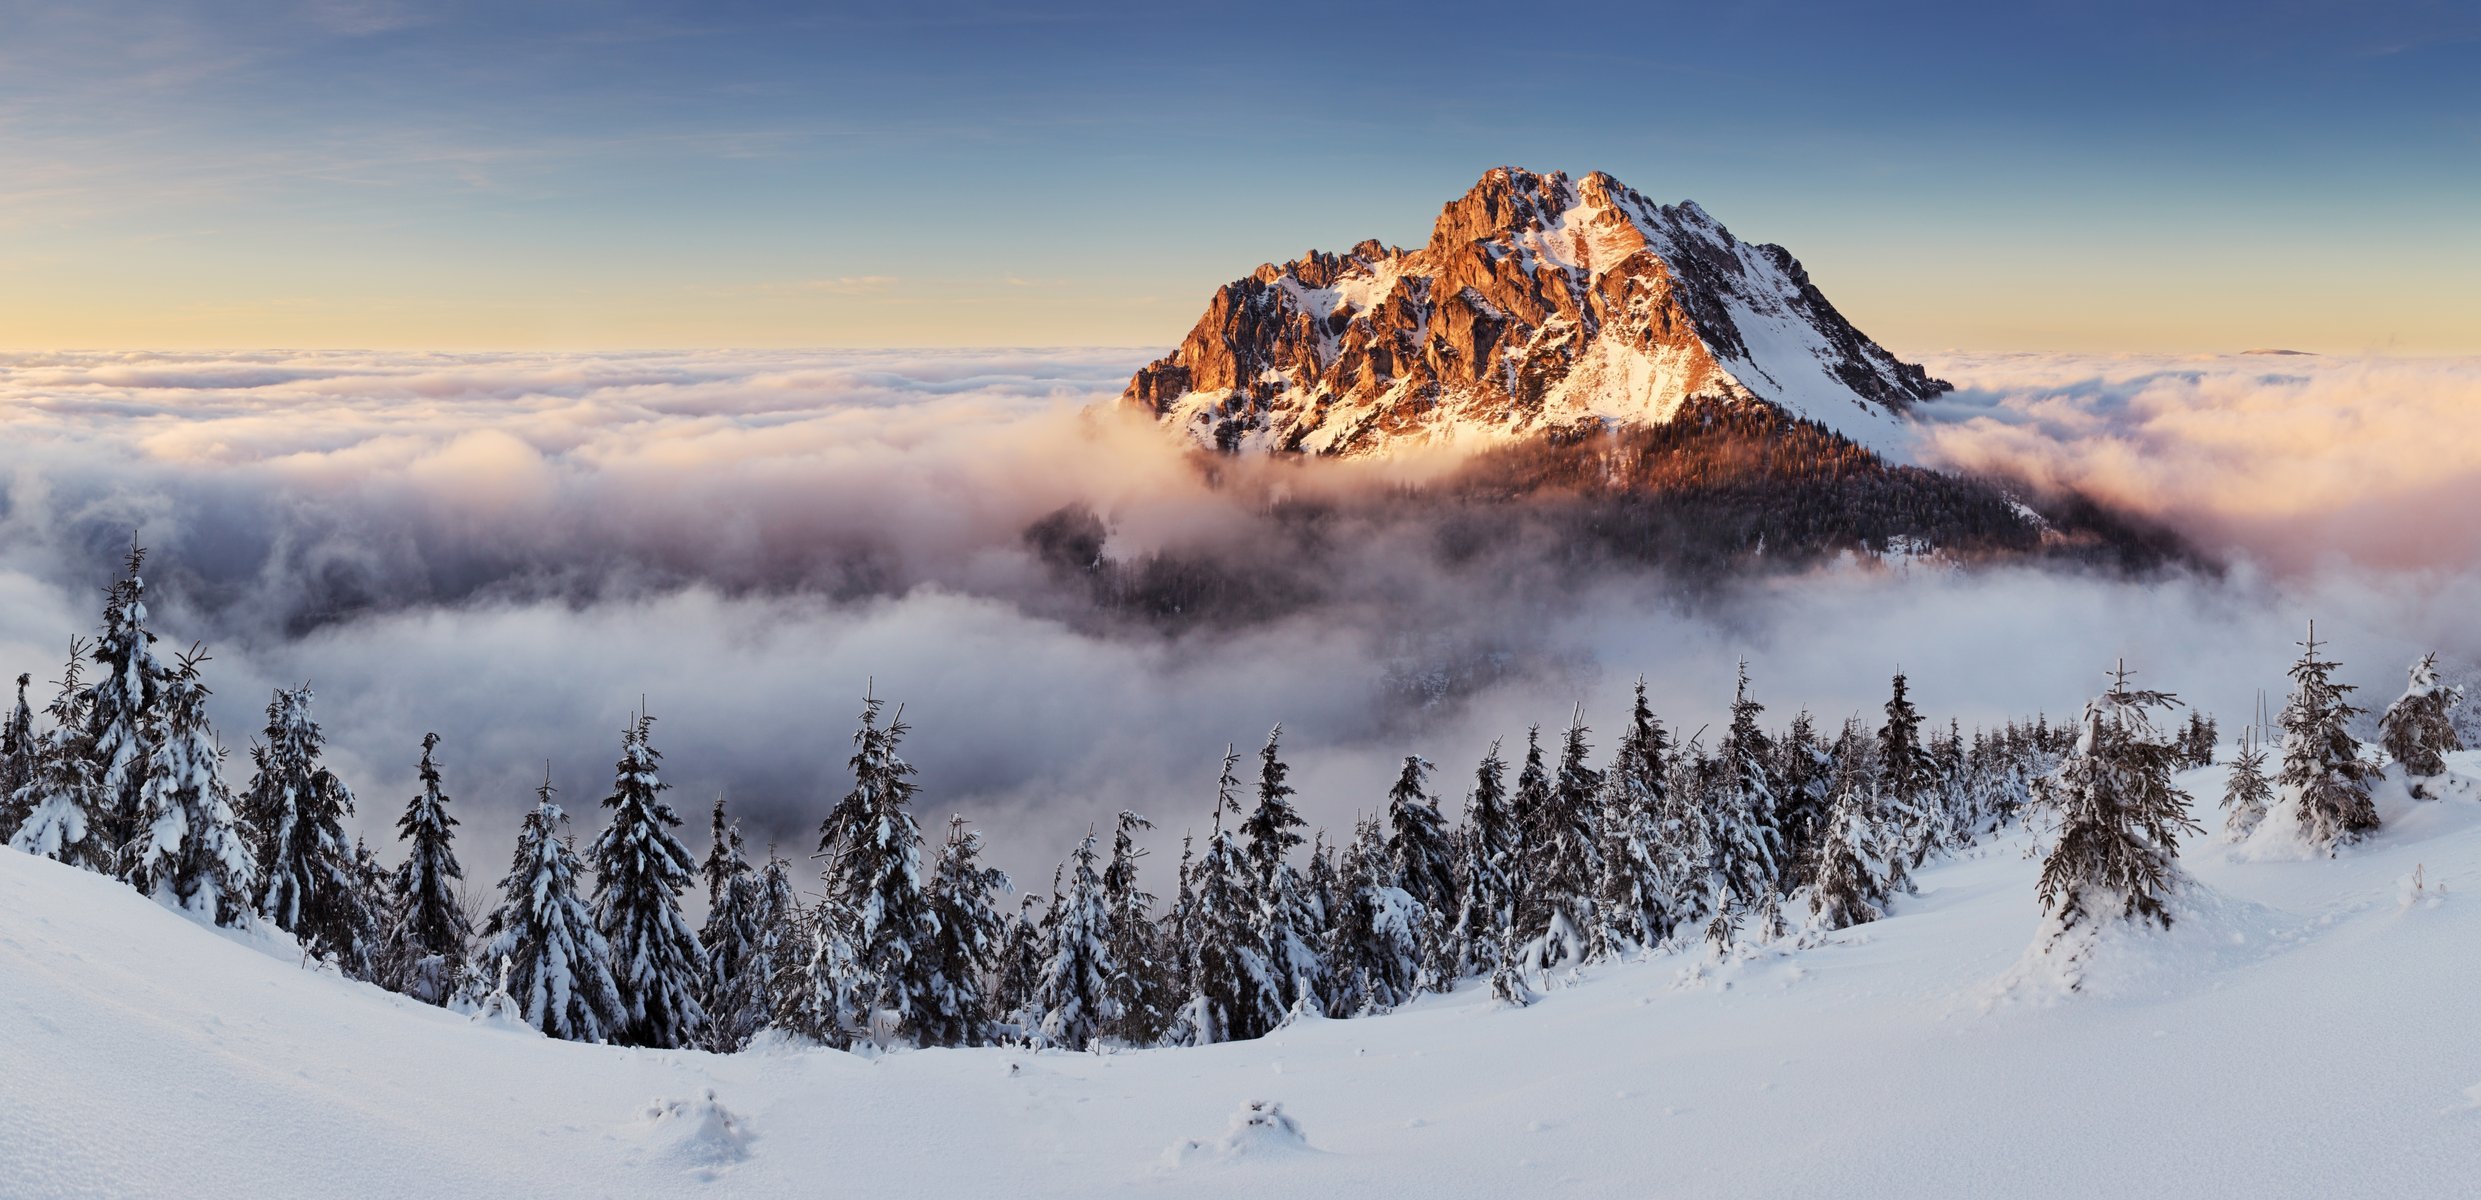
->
[[1125, 167, 1949, 459]]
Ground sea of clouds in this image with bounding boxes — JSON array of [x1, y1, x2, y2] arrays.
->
[[1, 347, 2474, 886]]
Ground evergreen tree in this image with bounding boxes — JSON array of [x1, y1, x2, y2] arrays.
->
[[2221, 733, 2273, 839], [1100, 810, 1166, 1044], [588, 713, 708, 1048], [1520, 709, 1601, 970], [1592, 685, 1668, 958], [1037, 829, 1118, 1049], [1447, 741, 1518, 981], [1702, 663, 1783, 946], [1772, 710, 1832, 887], [2278, 624, 2379, 852], [1877, 671, 1936, 868], [1240, 726, 1322, 1028], [8, 646, 103, 868], [1808, 723, 1896, 931], [709, 846, 797, 1050], [88, 544, 171, 874], [923, 816, 1010, 1048], [481, 772, 625, 1042], [0, 672, 31, 833], [1323, 815, 1423, 1015], [696, 795, 759, 1038], [1506, 726, 1551, 944], [816, 690, 939, 1043], [2379, 653, 2464, 798], [2037, 664, 2199, 930], [127, 648, 257, 926], [1380, 755, 1457, 985], [383, 733, 471, 1004], [1172, 747, 1273, 1045], [247, 685, 374, 976], [992, 893, 1047, 1039]]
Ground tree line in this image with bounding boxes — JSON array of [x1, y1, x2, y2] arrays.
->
[[1, 548, 2464, 1051]]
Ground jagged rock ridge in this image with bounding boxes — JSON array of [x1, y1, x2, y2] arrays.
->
[[1124, 167, 1950, 458]]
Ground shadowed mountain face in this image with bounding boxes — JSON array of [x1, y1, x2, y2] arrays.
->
[[1124, 167, 1951, 459]]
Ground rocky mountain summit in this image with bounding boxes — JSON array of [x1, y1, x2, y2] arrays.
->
[[1124, 167, 1949, 458]]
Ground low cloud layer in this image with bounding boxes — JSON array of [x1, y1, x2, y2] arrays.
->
[[1, 349, 2474, 887]]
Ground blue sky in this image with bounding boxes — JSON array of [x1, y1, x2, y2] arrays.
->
[[3, 0, 2474, 350]]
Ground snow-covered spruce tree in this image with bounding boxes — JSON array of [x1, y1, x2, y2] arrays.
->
[[1325, 814, 1424, 1016], [696, 795, 758, 1031], [992, 893, 1047, 1039], [588, 713, 707, 1048], [481, 773, 625, 1042], [2222, 733, 2273, 839], [127, 648, 257, 925], [1380, 755, 1459, 987], [247, 686, 376, 976], [1877, 671, 1937, 869], [706, 846, 797, 1052], [2178, 711, 2221, 770], [779, 894, 870, 1049], [923, 816, 1010, 1048], [87, 544, 171, 874], [1240, 726, 1323, 1029], [1702, 664, 1784, 947], [2379, 653, 2464, 799], [1807, 725, 1896, 932], [1159, 832, 1200, 1012], [1506, 726, 1550, 941], [1447, 740, 1517, 981], [8, 647, 103, 867], [1303, 830, 1339, 932], [382, 733, 471, 1004], [1037, 829, 1119, 1049], [2279, 624, 2379, 853], [2035, 664, 2200, 931], [1099, 810, 1166, 1044], [0, 672, 31, 831], [1772, 710, 1832, 887], [1172, 747, 1275, 1045], [1518, 709, 1601, 971], [815, 690, 939, 1043], [1590, 685, 1668, 959]]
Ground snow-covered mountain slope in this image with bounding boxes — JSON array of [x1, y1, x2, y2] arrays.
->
[[1124, 167, 1949, 459], [7, 756, 2480, 1199]]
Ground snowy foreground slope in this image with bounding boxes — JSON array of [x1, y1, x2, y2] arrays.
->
[[6, 756, 2479, 1199]]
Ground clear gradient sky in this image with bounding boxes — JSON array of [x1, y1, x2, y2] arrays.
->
[[3, 0, 2474, 353]]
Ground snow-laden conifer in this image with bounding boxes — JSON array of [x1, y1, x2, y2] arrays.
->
[[923, 816, 1010, 1048], [88, 544, 171, 873], [2379, 653, 2464, 798], [1171, 748, 1275, 1045], [127, 648, 257, 925], [1037, 828, 1118, 1049], [2278, 624, 2378, 852], [481, 772, 625, 1043], [1520, 710, 1601, 971], [8, 646, 103, 867], [1702, 664, 1782, 945], [1807, 723, 1896, 932], [247, 685, 374, 975], [1099, 810, 1166, 1044], [1380, 755, 1457, 985], [708, 847, 797, 1051], [1447, 741, 1517, 981], [816, 689, 938, 1043], [382, 733, 471, 1004], [993, 893, 1046, 1039], [2222, 733, 2273, 839], [1877, 671, 1936, 868], [2036, 664, 2199, 930], [1240, 726, 1323, 1028], [1591, 684, 1668, 958], [0, 672, 31, 832], [696, 796, 757, 1022], [1772, 710, 1832, 887], [1324, 815, 1422, 1015], [588, 712, 707, 1048]]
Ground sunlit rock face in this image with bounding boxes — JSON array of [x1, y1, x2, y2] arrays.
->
[[1125, 167, 1949, 460]]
